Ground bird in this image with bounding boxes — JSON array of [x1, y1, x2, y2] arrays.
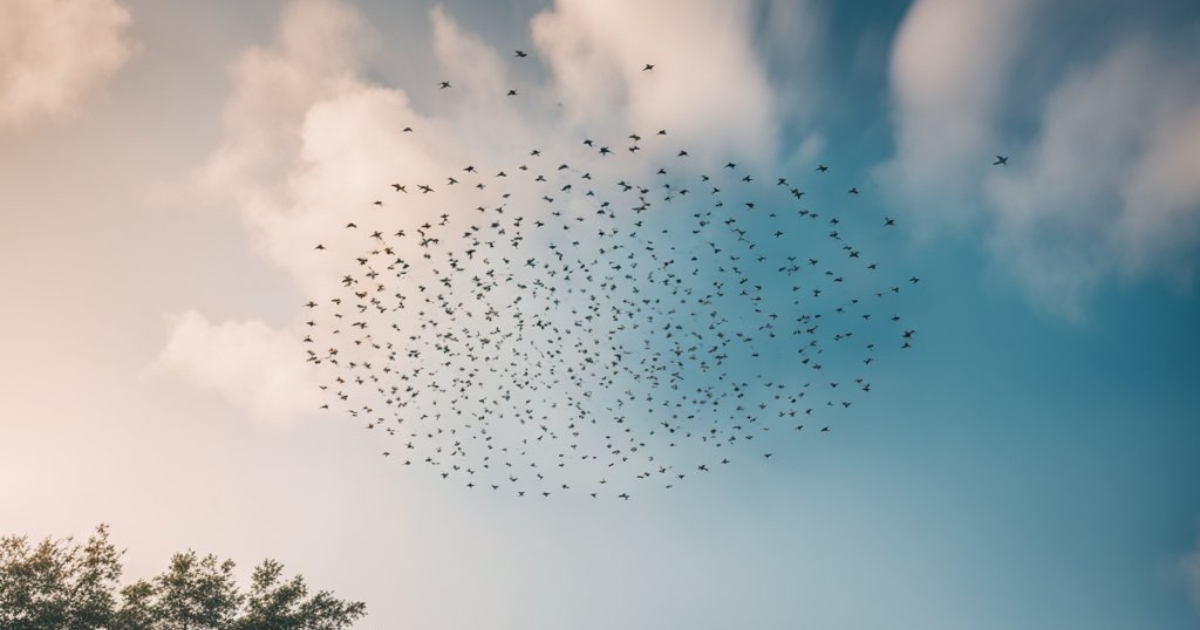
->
[[302, 64, 923, 500]]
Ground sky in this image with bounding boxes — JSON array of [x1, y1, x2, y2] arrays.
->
[[2, 0, 1200, 628]]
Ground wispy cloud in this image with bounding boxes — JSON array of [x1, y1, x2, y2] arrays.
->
[[172, 0, 406, 421], [1180, 529, 1200, 613], [877, 0, 1200, 320], [195, 0, 803, 287], [154, 310, 321, 424], [986, 41, 1200, 320], [167, 0, 799, 421], [875, 0, 1033, 233], [532, 0, 780, 168], [0, 0, 136, 128]]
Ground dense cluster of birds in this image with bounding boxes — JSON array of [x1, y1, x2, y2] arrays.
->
[[302, 56, 934, 499]]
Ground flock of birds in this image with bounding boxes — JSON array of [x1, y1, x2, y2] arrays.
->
[[300, 55, 948, 499]]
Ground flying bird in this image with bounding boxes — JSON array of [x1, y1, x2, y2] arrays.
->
[[303, 57, 923, 500]]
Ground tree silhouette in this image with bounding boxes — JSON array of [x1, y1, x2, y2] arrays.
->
[[0, 525, 367, 630]]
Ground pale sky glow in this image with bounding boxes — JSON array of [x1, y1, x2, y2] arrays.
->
[[2, 1, 1200, 629], [0, 0, 137, 127]]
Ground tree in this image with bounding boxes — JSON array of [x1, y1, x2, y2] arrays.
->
[[0, 526, 367, 630]]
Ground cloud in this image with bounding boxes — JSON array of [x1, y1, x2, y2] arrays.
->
[[155, 311, 321, 424], [0, 0, 136, 128], [198, 0, 507, 297], [195, 0, 799, 290], [877, 0, 1200, 320], [169, 0, 807, 421], [875, 0, 1033, 233], [985, 41, 1200, 320], [183, 0, 499, 422], [1181, 530, 1200, 612], [178, 0, 408, 422], [199, 0, 375, 205], [531, 0, 781, 168], [172, 0, 842, 422]]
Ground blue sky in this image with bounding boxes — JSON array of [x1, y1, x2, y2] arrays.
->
[[1, 1, 1199, 628]]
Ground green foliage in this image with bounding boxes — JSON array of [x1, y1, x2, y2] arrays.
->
[[233, 559, 367, 630], [0, 524, 121, 630], [0, 526, 367, 630]]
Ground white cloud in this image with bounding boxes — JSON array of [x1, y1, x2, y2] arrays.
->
[[199, 0, 374, 201], [1181, 530, 1200, 612], [173, 0, 812, 421], [1112, 74, 1200, 282], [196, 0, 795, 290], [984, 42, 1200, 320], [155, 311, 321, 424], [430, 5, 512, 121], [0, 0, 136, 128], [178, 0, 409, 422], [182, 0, 495, 423], [531, 0, 781, 169], [198, 0, 506, 297], [876, 0, 1033, 233], [878, 0, 1200, 320]]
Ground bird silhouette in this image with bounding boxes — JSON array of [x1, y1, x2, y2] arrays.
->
[[302, 56, 922, 501]]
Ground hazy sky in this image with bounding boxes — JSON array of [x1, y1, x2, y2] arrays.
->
[[2, 0, 1200, 628]]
